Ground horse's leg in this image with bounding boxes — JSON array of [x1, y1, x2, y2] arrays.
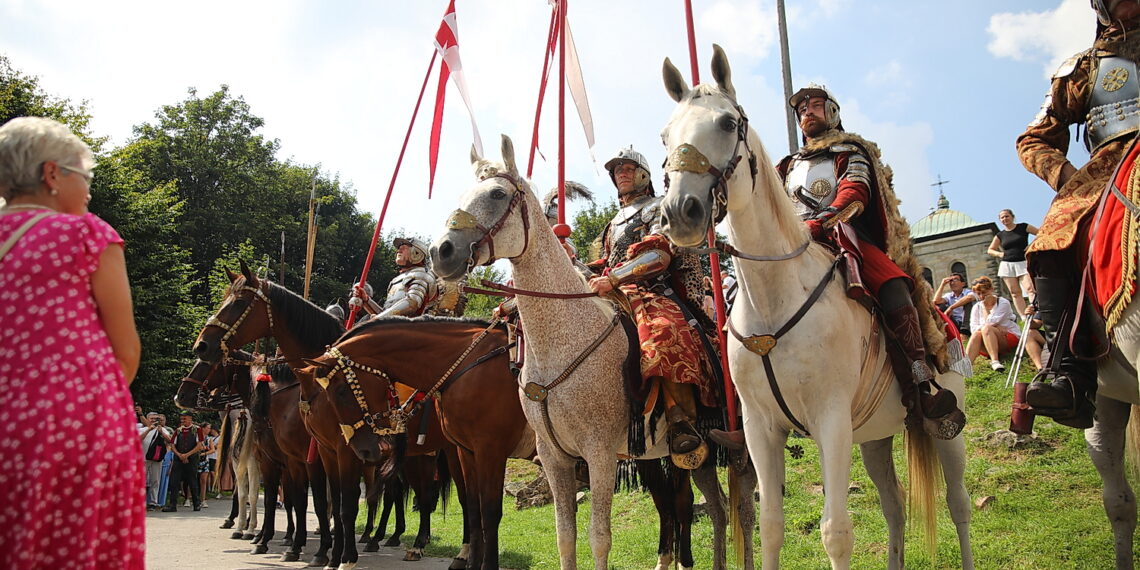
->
[[933, 433, 973, 570], [406, 455, 441, 561], [441, 446, 472, 569], [254, 469, 278, 555], [583, 449, 618, 570], [283, 464, 308, 562], [359, 465, 378, 548], [472, 448, 510, 570], [320, 450, 345, 570], [671, 464, 696, 570], [337, 454, 362, 569], [859, 437, 904, 570], [453, 447, 479, 570], [235, 465, 250, 540], [538, 441, 580, 570], [733, 455, 759, 570], [746, 422, 788, 569], [246, 463, 262, 543], [379, 477, 403, 547], [1088, 395, 1136, 570], [282, 480, 295, 546], [639, 460, 679, 570], [306, 459, 332, 568], [692, 459, 728, 570], [816, 416, 855, 570]]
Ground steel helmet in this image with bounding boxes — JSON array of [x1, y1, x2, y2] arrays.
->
[[789, 83, 842, 131], [393, 237, 429, 265], [1092, 0, 1113, 25], [325, 303, 345, 321], [604, 145, 652, 193]]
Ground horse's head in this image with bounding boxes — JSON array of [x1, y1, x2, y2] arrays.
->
[[432, 134, 534, 280], [192, 260, 273, 363], [296, 347, 401, 478], [175, 352, 253, 410], [658, 44, 757, 247]]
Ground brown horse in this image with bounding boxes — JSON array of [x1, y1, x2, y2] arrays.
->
[[176, 353, 333, 565], [296, 316, 532, 570], [190, 262, 466, 569]]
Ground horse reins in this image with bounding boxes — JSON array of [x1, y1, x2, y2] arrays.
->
[[203, 280, 275, 363], [463, 278, 599, 299], [725, 256, 843, 436]]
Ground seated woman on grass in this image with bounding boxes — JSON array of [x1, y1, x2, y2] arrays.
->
[[966, 276, 1021, 372]]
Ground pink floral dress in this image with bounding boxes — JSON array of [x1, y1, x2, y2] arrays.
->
[[0, 210, 145, 569]]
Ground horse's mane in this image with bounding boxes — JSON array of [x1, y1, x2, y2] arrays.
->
[[261, 280, 347, 352], [336, 314, 497, 344]]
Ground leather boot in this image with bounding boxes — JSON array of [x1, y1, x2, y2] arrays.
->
[[884, 304, 965, 439], [1025, 276, 1096, 428], [708, 428, 746, 450], [666, 405, 701, 454]]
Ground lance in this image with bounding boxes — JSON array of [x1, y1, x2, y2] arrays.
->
[[682, 0, 736, 431]]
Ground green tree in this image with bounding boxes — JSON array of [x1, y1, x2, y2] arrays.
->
[[463, 265, 508, 320], [0, 54, 104, 150], [570, 199, 618, 263]]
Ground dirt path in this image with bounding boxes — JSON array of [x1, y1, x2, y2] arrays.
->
[[144, 499, 456, 570]]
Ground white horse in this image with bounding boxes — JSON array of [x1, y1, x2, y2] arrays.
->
[[655, 45, 974, 569], [227, 403, 261, 542], [431, 135, 754, 570]]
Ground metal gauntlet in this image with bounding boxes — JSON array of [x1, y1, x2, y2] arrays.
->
[[609, 248, 671, 286]]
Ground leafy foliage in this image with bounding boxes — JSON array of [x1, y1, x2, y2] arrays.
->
[[462, 264, 508, 320]]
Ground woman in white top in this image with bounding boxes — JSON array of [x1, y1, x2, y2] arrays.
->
[[966, 276, 1021, 372]]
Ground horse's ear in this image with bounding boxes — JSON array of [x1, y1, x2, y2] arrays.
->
[[500, 134, 518, 178], [470, 144, 481, 166], [224, 267, 239, 282], [239, 259, 253, 281], [710, 44, 735, 99], [301, 358, 324, 368], [663, 57, 690, 103]]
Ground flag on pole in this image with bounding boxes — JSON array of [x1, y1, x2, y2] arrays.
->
[[532, 1, 595, 165], [429, 0, 483, 197]]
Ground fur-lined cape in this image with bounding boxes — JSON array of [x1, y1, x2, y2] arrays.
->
[[797, 130, 950, 372], [542, 181, 593, 225]]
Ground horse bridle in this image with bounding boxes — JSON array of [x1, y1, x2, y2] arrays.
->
[[663, 98, 758, 225], [445, 171, 532, 271], [314, 347, 408, 444], [203, 280, 276, 363], [178, 355, 255, 411]]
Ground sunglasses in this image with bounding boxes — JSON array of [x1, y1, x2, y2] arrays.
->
[[57, 163, 94, 184]]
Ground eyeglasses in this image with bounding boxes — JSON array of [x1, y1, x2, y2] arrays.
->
[[57, 163, 93, 185]]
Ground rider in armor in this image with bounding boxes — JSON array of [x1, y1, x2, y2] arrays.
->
[[351, 237, 440, 318], [767, 85, 964, 440], [1016, 0, 1140, 428], [587, 145, 719, 458]]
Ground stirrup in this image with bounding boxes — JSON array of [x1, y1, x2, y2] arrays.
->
[[671, 440, 708, 470]]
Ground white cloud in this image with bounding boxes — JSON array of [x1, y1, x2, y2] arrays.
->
[[699, 1, 778, 60], [987, 0, 1095, 78]]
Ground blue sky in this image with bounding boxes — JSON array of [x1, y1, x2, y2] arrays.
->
[[0, 0, 1094, 249]]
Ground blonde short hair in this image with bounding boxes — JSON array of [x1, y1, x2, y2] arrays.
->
[[0, 117, 94, 199]]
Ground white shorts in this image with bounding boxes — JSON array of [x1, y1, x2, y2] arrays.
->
[[998, 260, 1028, 278]]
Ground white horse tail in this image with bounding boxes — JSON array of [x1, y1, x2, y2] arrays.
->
[[905, 427, 940, 557], [1127, 405, 1140, 481], [728, 467, 745, 567]]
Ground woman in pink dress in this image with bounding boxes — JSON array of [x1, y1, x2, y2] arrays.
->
[[0, 117, 144, 568]]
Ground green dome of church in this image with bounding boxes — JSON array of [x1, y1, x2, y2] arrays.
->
[[911, 194, 980, 239]]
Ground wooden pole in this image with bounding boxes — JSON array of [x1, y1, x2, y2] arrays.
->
[[302, 176, 317, 300]]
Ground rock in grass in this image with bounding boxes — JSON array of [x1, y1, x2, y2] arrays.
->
[[975, 496, 996, 510]]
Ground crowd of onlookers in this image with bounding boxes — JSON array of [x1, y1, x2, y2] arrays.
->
[[930, 208, 1046, 374], [137, 407, 220, 512]]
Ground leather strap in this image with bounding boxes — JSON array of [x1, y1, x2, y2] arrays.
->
[[0, 211, 52, 262]]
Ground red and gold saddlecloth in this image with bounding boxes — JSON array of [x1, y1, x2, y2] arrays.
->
[[1091, 137, 1140, 334], [623, 286, 716, 407]]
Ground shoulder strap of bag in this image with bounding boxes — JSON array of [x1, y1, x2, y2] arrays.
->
[[0, 211, 53, 262]]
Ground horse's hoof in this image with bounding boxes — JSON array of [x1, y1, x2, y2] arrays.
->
[[245, 534, 257, 542], [357, 534, 369, 543], [448, 557, 468, 570], [403, 549, 423, 562], [363, 542, 379, 553], [230, 531, 244, 540], [337, 563, 358, 570], [282, 552, 301, 562], [220, 520, 235, 529], [308, 555, 329, 567], [251, 544, 269, 555], [383, 537, 401, 547]]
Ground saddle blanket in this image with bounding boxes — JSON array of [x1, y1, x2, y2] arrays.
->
[[1091, 135, 1140, 334]]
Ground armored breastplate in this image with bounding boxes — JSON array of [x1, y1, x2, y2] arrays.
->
[[784, 153, 837, 219], [383, 268, 437, 315], [1087, 55, 1140, 153], [605, 195, 661, 267]]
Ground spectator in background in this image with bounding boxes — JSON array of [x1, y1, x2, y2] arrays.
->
[[988, 209, 1038, 316], [0, 116, 144, 568], [162, 411, 204, 512], [722, 275, 738, 311], [138, 407, 172, 511], [965, 276, 1021, 372], [701, 276, 717, 321], [932, 273, 975, 334], [198, 423, 218, 508]]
